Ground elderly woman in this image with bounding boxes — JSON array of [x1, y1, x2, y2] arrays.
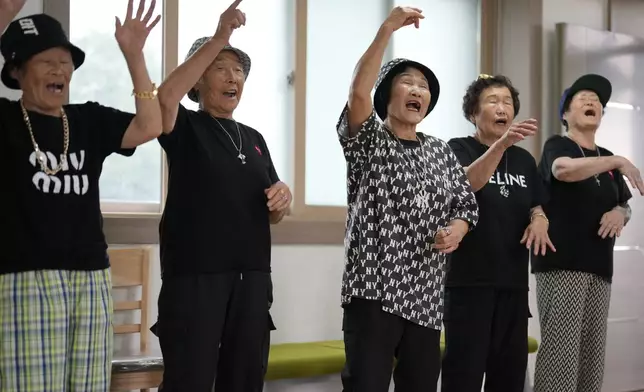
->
[[337, 6, 478, 392], [534, 74, 644, 392], [0, 0, 161, 390], [441, 74, 552, 392], [152, 0, 291, 390]]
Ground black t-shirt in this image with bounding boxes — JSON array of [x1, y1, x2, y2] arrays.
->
[[158, 105, 280, 276], [533, 135, 632, 280], [446, 136, 547, 288], [0, 98, 135, 274]]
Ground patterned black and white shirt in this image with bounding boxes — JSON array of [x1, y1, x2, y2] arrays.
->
[[337, 106, 479, 330]]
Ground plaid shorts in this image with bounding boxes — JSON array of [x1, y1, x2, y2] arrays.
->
[[0, 269, 113, 392]]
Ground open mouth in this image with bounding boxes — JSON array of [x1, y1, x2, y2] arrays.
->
[[223, 89, 238, 98], [494, 118, 508, 126], [46, 83, 64, 94], [584, 109, 597, 117], [405, 100, 421, 112]]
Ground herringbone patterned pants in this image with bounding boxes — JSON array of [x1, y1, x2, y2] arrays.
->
[[534, 270, 611, 392]]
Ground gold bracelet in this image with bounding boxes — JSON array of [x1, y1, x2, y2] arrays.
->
[[132, 83, 158, 99], [531, 212, 549, 225]]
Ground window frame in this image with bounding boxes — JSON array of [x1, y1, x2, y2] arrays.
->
[[42, 0, 498, 244], [44, 0, 171, 217]]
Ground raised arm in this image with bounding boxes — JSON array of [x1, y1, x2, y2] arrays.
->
[[0, 0, 26, 35], [115, 0, 163, 149], [464, 119, 537, 192], [345, 6, 424, 134], [158, 0, 245, 134], [552, 155, 644, 195], [552, 155, 623, 183]]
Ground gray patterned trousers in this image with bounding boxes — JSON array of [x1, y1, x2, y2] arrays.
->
[[534, 270, 611, 392]]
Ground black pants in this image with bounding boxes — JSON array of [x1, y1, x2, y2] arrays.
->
[[155, 272, 272, 392], [341, 298, 441, 392], [261, 308, 276, 385], [441, 287, 529, 392]]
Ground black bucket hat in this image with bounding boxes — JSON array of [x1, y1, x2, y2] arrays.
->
[[0, 14, 85, 89], [374, 57, 440, 121], [186, 36, 251, 103], [558, 74, 612, 124]]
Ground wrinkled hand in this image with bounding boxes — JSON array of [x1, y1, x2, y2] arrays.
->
[[598, 208, 626, 239], [115, 0, 161, 58], [616, 157, 644, 196], [266, 181, 291, 212], [0, 0, 26, 16], [499, 118, 538, 149], [432, 220, 468, 254], [520, 217, 555, 256], [383, 6, 424, 31], [214, 0, 246, 44]]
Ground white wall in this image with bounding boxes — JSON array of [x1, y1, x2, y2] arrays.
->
[[611, 0, 644, 39], [497, 0, 608, 157], [121, 245, 347, 349], [496, 0, 539, 155], [540, 0, 608, 138]]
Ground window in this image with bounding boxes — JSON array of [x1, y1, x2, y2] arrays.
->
[[69, 0, 164, 212], [178, 0, 294, 188], [304, 0, 481, 207], [392, 0, 481, 142], [304, 0, 389, 207]]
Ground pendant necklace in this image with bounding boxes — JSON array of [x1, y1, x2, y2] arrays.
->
[[209, 114, 246, 164], [395, 134, 431, 209], [499, 152, 510, 198], [20, 98, 70, 175], [569, 137, 601, 186]]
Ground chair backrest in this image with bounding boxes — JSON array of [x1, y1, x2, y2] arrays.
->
[[109, 247, 151, 352]]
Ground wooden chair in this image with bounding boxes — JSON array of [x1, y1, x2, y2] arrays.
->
[[109, 247, 162, 391]]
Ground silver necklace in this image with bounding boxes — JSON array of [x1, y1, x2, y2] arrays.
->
[[210, 114, 246, 164], [395, 134, 431, 209], [569, 137, 601, 186], [499, 152, 510, 197]]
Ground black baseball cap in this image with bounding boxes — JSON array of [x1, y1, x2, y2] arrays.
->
[[374, 57, 440, 121], [558, 74, 612, 123], [1, 14, 85, 89]]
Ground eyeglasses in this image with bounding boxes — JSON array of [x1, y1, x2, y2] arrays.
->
[[478, 73, 493, 80]]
